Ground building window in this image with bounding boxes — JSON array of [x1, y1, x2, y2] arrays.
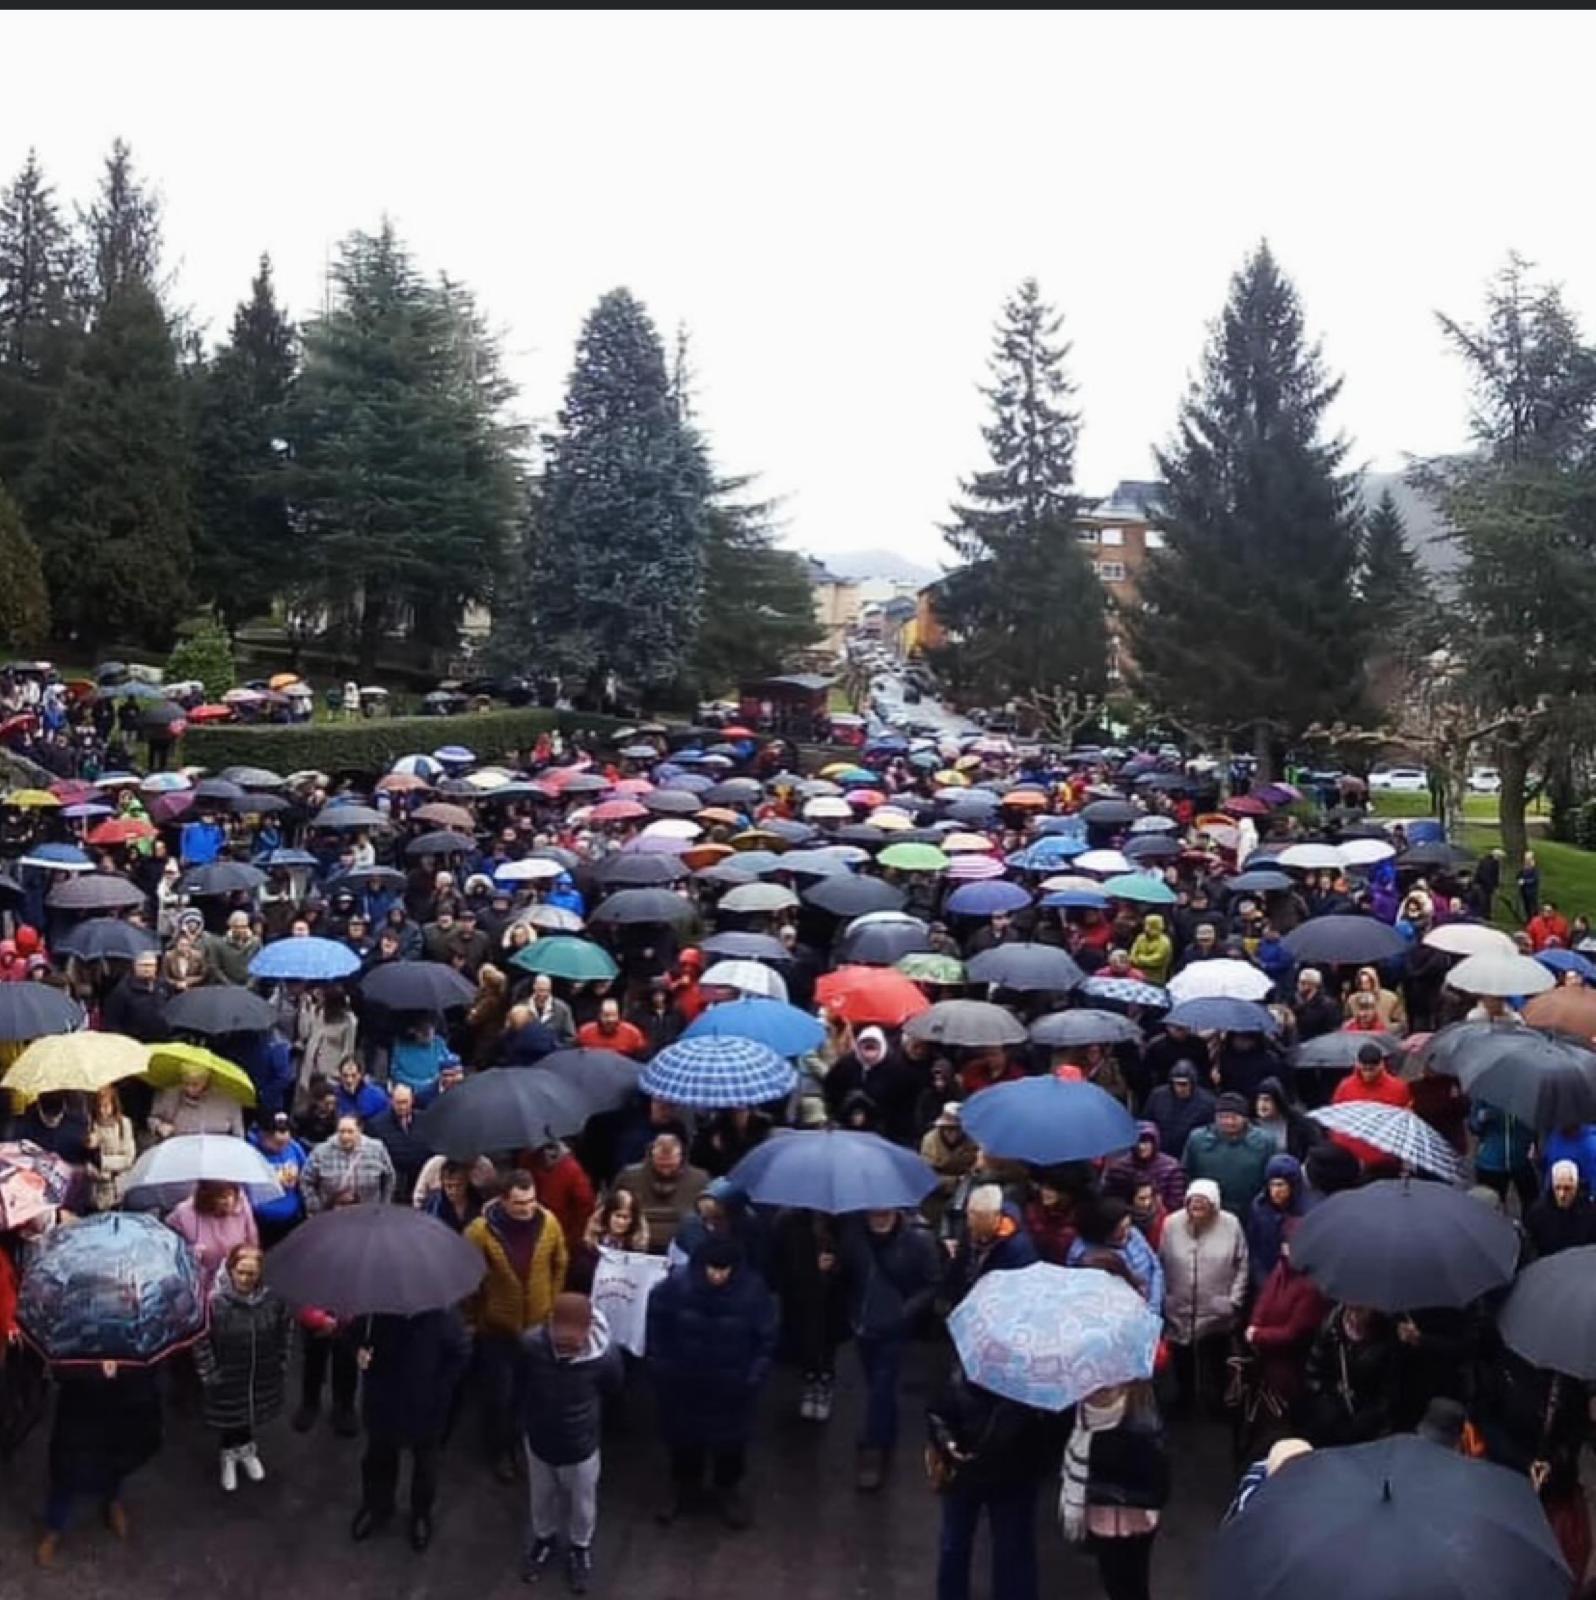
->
[[1145, 528, 1166, 550], [1100, 526, 1123, 547], [1099, 560, 1126, 582], [1077, 527, 1100, 543]]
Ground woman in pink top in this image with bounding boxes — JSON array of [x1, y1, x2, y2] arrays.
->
[[167, 1181, 259, 1292]]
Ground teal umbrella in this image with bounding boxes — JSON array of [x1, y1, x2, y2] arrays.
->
[[511, 937, 618, 983], [1100, 873, 1177, 905]]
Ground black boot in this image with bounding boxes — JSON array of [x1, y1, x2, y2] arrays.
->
[[566, 1544, 592, 1594]]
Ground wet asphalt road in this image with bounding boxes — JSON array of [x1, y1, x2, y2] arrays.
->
[[0, 1339, 1236, 1600]]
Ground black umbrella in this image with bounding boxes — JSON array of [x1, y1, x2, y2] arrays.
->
[[966, 943, 1085, 994], [310, 805, 388, 832], [1292, 1179, 1520, 1311], [0, 982, 83, 1041], [1079, 798, 1139, 827], [1123, 834, 1181, 862], [361, 960, 477, 1013], [328, 866, 408, 894], [596, 854, 690, 887], [231, 791, 291, 815], [696, 862, 757, 888], [1290, 1031, 1402, 1071], [138, 700, 186, 729], [47, 875, 145, 913], [590, 888, 695, 925], [1398, 842, 1474, 871], [642, 790, 704, 816], [1282, 914, 1409, 966], [903, 999, 1029, 1049], [416, 1067, 592, 1158], [763, 818, 818, 845], [1226, 870, 1294, 895], [264, 1205, 485, 1317], [1499, 1245, 1596, 1377], [834, 825, 889, 849], [220, 766, 286, 789], [1205, 1434, 1568, 1600], [530, 846, 581, 873], [405, 830, 475, 858], [181, 862, 268, 897], [55, 917, 159, 962], [193, 778, 246, 804], [533, 1048, 645, 1113], [802, 875, 906, 918], [1028, 1008, 1143, 1048], [703, 781, 761, 807], [837, 920, 931, 966], [700, 931, 791, 962], [1426, 1020, 1596, 1127], [165, 985, 277, 1036], [555, 774, 609, 796]]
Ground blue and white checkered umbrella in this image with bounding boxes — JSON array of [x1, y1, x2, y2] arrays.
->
[[1078, 975, 1170, 1010], [249, 936, 361, 983], [640, 1034, 797, 1109], [950, 1262, 1161, 1412], [1308, 1103, 1466, 1183]]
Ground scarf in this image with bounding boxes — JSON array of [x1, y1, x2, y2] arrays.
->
[[1060, 1393, 1128, 1542]]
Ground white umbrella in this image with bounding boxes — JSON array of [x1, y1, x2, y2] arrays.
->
[[1338, 838, 1396, 867], [641, 818, 702, 840], [700, 959, 789, 1002], [845, 910, 924, 932], [465, 767, 515, 791], [1129, 816, 1178, 834], [1445, 953, 1555, 998], [1278, 843, 1347, 871], [719, 882, 800, 915], [1167, 958, 1273, 1003], [802, 796, 852, 821], [496, 858, 565, 883], [1424, 923, 1516, 958], [124, 1134, 281, 1208], [1076, 849, 1132, 876]]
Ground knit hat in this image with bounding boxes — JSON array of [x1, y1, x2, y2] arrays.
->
[[1215, 1091, 1249, 1117], [1187, 1178, 1221, 1210], [697, 1235, 743, 1270], [936, 1102, 963, 1127]]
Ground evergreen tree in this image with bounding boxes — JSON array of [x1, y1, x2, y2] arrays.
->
[[931, 278, 1107, 707], [1127, 244, 1366, 772], [165, 612, 235, 698], [26, 281, 194, 645], [1358, 487, 1431, 643], [194, 254, 296, 631], [518, 288, 712, 693], [288, 224, 520, 679], [0, 479, 50, 649], [81, 138, 162, 306], [0, 149, 83, 497]]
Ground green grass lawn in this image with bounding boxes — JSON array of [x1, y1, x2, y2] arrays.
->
[[1369, 791, 1596, 925]]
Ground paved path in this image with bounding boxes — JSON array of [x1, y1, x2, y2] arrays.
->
[[2, 1340, 1235, 1599]]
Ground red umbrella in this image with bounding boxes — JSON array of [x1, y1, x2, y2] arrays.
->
[[187, 703, 235, 724], [50, 780, 99, 804], [847, 789, 888, 809], [816, 965, 933, 1027], [591, 799, 649, 824], [1223, 795, 1271, 817], [149, 791, 195, 825], [0, 713, 39, 741], [87, 817, 156, 847], [721, 725, 756, 739]]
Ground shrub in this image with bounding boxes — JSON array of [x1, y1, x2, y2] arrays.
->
[[166, 615, 236, 700]]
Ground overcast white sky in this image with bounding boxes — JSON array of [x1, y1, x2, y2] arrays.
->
[[6, 10, 1595, 567]]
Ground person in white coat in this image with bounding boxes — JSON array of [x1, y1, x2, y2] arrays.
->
[[1157, 1178, 1248, 1417]]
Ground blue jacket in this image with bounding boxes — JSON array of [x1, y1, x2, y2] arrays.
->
[[179, 819, 225, 866], [1066, 1224, 1166, 1310], [236, 1033, 296, 1119], [1470, 1104, 1535, 1175], [335, 1078, 390, 1123], [1244, 1154, 1307, 1288], [248, 1133, 308, 1228], [390, 1035, 452, 1093], [1540, 1125, 1596, 1195]]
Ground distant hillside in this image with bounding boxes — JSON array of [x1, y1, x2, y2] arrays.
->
[[1359, 470, 1456, 582], [818, 548, 939, 585]]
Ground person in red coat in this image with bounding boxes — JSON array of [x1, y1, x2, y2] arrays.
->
[[1330, 1042, 1412, 1169], [576, 998, 647, 1059], [1526, 902, 1571, 952], [1241, 1227, 1329, 1454], [522, 1140, 596, 1253]]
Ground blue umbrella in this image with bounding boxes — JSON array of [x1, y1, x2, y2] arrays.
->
[[431, 745, 476, 766], [727, 1128, 936, 1213], [949, 1262, 1161, 1412], [1536, 947, 1596, 981], [1101, 873, 1178, 905], [1031, 816, 1089, 839], [19, 842, 92, 871], [958, 1076, 1138, 1163], [257, 847, 321, 870], [249, 936, 361, 983], [945, 880, 1032, 917], [1041, 889, 1110, 910], [683, 998, 826, 1057], [18, 1211, 206, 1365], [55, 917, 160, 962], [639, 1035, 797, 1109], [966, 943, 1085, 993], [1007, 837, 1087, 871], [1165, 997, 1279, 1034], [1078, 975, 1170, 1010]]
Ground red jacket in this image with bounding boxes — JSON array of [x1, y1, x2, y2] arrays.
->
[[576, 1019, 647, 1058], [1248, 1258, 1329, 1401], [1331, 1068, 1412, 1168], [533, 1152, 596, 1251], [1527, 912, 1571, 952]]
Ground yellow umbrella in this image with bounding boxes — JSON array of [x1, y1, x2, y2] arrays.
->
[[730, 829, 782, 852], [3, 1032, 150, 1097], [145, 1043, 258, 1106], [4, 789, 61, 809], [268, 673, 302, 691], [933, 770, 968, 788], [867, 811, 914, 832], [818, 763, 854, 779], [943, 832, 996, 854]]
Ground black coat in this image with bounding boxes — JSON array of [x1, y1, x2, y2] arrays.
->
[[1524, 1195, 1596, 1260], [1303, 1313, 1398, 1447], [646, 1257, 779, 1449], [823, 1050, 922, 1145], [839, 1216, 941, 1340], [926, 1366, 1060, 1494], [194, 1284, 293, 1432], [102, 977, 173, 1044], [360, 1309, 471, 1446], [366, 1108, 431, 1201], [1082, 1410, 1171, 1509], [519, 1319, 623, 1466], [48, 1369, 162, 1492]]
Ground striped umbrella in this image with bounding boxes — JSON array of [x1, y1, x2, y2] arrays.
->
[[1307, 1103, 1465, 1183]]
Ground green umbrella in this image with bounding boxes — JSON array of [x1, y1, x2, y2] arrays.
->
[[510, 937, 618, 983], [879, 842, 950, 873], [897, 952, 967, 985]]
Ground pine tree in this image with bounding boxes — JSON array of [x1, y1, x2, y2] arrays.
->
[[931, 278, 1107, 707], [0, 479, 50, 650], [0, 149, 83, 497], [81, 138, 162, 307], [288, 224, 520, 679], [26, 280, 195, 645], [194, 254, 297, 631], [1358, 488, 1430, 643], [519, 288, 712, 693], [1127, 244, 1366, 772]]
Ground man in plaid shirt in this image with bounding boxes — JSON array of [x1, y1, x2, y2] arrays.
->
[[302, 1114, 397, 1211]]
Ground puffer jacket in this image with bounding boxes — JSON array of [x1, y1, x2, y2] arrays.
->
[[1244, 1154, 1307, 1289], [1157, 1206, 1248, 1345], [1102, 1122, 1188, 1212], [838, 1214, 941, 1339], [193, 1271, 294, 1433], [464, 1200, 569, 1335], [1303, 1310, 1398, 1447], [1183, 1122, 1274, 1217], [520, 1308, 624, 1466], [1144, 1064, 1215, 1158]]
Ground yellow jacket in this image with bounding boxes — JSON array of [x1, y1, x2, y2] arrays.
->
[[463, 1201, 569, 1335]]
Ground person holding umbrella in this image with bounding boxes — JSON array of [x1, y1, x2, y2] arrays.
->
[[1301, 1302, 1399, 1447], [1328, 1042, 1413, 1172]]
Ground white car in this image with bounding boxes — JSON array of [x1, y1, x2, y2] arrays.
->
[[1468, 767, 1502, 794], [1370, 767, 1428, 793]]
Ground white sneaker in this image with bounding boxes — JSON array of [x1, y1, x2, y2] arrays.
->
[[813, 1377, 834, 1423], [799, 1381, 817, 1421], [240, 1444, 265, 1484], [219, 1448, 239, 1493]]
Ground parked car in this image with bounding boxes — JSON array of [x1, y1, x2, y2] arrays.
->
[[1468, 767, 1502, 794], [1370, 766, 1428, 793]]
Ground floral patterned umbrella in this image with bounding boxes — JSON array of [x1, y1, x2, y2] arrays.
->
[[0, 1141, 74, 1230]]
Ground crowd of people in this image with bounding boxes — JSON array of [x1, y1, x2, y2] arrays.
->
[[0, 721, 1593, 1600]]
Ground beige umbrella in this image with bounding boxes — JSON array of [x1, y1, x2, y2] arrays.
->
[[3, 1032, 151, 1097]]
